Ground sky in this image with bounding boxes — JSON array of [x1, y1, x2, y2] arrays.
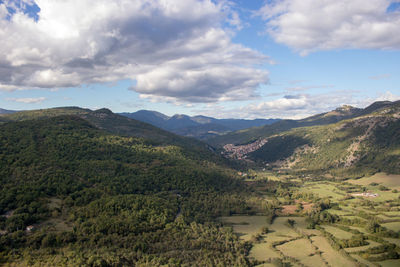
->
[[0, 0, 399, 119]]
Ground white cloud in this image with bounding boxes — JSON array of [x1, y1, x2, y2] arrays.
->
[[7, 97, 46, 104], [196, 91, 396, 119], [0, 0, 269, 102], [375, 91, 400, 101], [258, 0, 400, 54]]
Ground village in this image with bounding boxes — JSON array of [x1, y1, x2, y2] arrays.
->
[[223, 138, 268, 160]]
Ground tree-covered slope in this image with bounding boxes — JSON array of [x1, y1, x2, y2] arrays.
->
[[0, 107, 229, 165], [207, 101, 399, 147], [0, 116, 250, 266], [247, 102, 400, 177]]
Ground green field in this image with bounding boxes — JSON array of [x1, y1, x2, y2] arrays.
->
[[348, 173, 400, 188], [299, 182, 345, 200], [382, 222, 400, 232], [267, 217, 300, 238], [384, 211, 400, 217], [221, 174, 400, 267], [378, 259, 400, 267], [219, 215, 269, 241], [249, 243, 280, 261], [344, 240, 381, 253], [277, 238, 326, 266], [351, 254, 376, 267], [322, 225, 354, 239], [310, 236, 355, 267]]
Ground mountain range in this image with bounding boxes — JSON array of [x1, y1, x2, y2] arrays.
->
[[214, 100, 400, 177], [119, 110, 279, 139], [207, 100, 398, 147], [0, 108, 16, 114], [1, 100, 399, 265]]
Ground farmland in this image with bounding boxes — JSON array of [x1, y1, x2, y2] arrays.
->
[[220, 171, 400, 266]]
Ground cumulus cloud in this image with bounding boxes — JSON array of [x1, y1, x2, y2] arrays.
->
[[196, 90, 400, 119], [375, 91, 400, 101], [7, 97, 46, 104], [258, 0, 400, 55], [0, 0, 269, 102]]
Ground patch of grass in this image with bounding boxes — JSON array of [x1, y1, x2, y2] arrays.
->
[[311, 236, 355, 267], [254, 264, 276, 267], [344, 240, 382, 253], [382, 222, 400, 232], [47, 197, 62, 209], [269, 217, 300, 237], [378, 259, 400, 267], [290, 217, 321, 236], [348, 173, 400, 188], [327, 209, 352, 216], [277, 238, 325, 266], [351, 254, 376, 267], [322, 225, 354, 240], [38, 218, 73, 232], [220, 215, 269, 241], [299, 182, 345, 201], [384, 211, 400, 217], [250, 242, 280, 261]]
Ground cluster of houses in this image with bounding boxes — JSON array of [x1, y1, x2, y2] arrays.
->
[[223, 138, 268, 159], [351, 192, 379, 198]]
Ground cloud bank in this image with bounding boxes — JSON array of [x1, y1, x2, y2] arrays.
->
[[197, 91, 400, 119], [259, 0, 400, 55], [0, 0, 269, 102]]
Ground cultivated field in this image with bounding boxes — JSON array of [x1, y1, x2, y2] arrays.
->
[[221, 171, 400, 266], [348, 173, 400, 188]]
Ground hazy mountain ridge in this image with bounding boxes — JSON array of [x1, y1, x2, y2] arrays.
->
[[0, 108, 17, 114], [119, 110, 280, 139]]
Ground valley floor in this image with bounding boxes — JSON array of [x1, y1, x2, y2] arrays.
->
[[220, 172, 400, 267]]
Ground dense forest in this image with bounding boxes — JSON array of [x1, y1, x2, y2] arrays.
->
[[0, 115, 253, 266]]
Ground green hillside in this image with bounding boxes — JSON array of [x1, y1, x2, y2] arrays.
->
[[207, 101, 398, 147], [247, 101, 400, 177], [0, 115, 251, 266], [0, 107, 230, 166]]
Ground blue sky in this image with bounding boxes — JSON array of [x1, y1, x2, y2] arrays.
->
[[0, 0, 399, 119]]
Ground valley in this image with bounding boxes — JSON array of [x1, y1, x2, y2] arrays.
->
[[1, 1, 399, 266], [0, 101, 399, 266]]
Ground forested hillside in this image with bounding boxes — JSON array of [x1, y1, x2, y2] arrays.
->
[[0, 107, 230, 166], [0, 115, 251, 266], [207, 101, 398, 147], [226, 101, 400, 177]]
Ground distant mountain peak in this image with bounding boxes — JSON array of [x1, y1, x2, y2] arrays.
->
[[118, 110, 280, 140], [336, 105, 356, 111], [94, 108, 113, 114], [134, 110, 170, 120], [171, 114, 190, 119]]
